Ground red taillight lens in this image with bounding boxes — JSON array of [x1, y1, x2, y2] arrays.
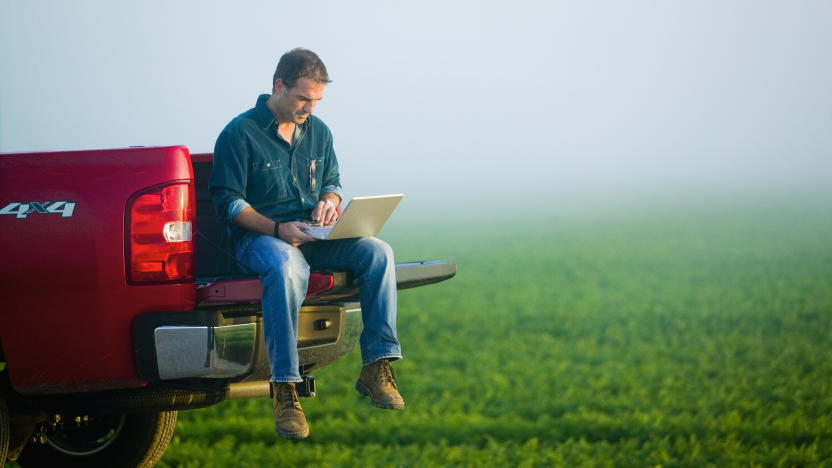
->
[[126, 182, 195, 284]]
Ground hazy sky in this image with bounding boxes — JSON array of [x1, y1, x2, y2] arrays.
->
[[1, 1, 830, 209]]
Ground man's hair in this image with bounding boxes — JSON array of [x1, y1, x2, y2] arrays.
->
[[273, 48, 331, 90]]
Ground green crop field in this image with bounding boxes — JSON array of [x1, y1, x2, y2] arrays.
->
[[154, 198, 832, 467]]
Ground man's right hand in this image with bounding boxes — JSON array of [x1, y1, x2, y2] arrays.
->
[[277, 221, 316, 247]]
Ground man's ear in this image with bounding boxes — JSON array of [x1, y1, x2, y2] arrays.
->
[[273, 78, 286, 95]]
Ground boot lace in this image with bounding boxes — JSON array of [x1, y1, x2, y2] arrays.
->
[[276, 383, 301, 411], [378, 360, 397, 388]]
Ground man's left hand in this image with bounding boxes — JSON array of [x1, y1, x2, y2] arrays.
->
[[311, 199, 339, 226]]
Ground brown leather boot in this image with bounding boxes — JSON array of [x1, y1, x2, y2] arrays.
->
[[356, 359, 405, 410], [272, 382, 309, 439]]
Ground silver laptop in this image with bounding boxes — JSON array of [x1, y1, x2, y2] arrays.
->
[[304, 194, 403, 240]]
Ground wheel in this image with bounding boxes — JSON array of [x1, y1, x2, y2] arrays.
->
[[0, 396, 9, 465], [17, 410, 177, 468]]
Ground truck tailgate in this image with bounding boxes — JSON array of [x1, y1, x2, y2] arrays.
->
[[196, 260, 457, 305]]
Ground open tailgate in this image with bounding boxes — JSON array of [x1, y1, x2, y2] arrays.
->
[[197, 260, 457, 305]]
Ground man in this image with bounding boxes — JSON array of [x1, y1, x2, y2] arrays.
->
[[209, 48, 403, 440]]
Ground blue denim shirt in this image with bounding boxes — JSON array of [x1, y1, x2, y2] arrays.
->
[[209, 94, 343, 241]]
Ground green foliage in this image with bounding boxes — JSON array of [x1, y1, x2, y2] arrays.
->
[[159, 201, 832, 467]]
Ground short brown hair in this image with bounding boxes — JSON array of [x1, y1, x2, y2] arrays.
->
[[273, 48, 331, 90]]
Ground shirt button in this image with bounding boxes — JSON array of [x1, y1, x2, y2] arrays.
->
[[266, 163, 271, 167]]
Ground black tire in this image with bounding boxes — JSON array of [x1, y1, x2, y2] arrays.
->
[[0, 396, 9, 466], [17, 410, 176, 468]]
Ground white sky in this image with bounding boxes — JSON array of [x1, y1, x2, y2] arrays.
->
[[1, 1, 830, 210]]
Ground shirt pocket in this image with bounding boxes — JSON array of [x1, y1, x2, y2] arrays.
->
[[254, 159, 291, 203]]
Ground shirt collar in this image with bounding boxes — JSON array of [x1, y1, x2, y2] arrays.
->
[[253, 94, 277, 131]]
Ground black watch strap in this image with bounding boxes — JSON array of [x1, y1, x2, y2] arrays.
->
[[273, 222, 280, 238]]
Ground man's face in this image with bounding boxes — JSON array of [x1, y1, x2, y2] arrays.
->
[[273, 77, 325, 125]]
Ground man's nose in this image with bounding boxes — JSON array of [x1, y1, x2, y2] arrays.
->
[[304, 101, 316, 114]]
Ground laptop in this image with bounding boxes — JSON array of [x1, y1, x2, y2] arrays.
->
[[304, 194, 404, 240]]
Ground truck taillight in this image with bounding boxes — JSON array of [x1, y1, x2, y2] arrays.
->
[[126, 182, 195, 284]]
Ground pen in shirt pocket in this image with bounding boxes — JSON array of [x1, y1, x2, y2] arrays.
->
[[309, 159, 316, 193]]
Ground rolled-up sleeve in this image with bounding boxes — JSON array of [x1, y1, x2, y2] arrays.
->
[[319, 128, 343, 200], [223, 195, 251, 223], [209, 128, 250, 224]]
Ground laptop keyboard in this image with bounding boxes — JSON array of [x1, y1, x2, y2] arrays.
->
[[304, 224, 333, 240]]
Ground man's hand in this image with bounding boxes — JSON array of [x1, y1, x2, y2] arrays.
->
[[311, 199, 339, 226], [277, 221, 316, 247], [233, 207, 314, 246]]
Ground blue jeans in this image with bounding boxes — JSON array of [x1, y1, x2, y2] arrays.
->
[[236, 233, 402, 382]]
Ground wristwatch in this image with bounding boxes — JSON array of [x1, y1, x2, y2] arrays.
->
[[273, 222, 280, 238]]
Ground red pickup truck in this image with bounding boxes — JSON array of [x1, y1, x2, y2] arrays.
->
[[0, 146, 456, 467]]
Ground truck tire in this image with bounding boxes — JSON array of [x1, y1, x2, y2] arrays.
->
[[0, 396, 9, 465], [17, 410, 176, 468]]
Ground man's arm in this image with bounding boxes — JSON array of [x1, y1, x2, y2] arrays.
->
[[233, 206, 315, 247], [310, 127, 343, 226], [209, 128, 251, 224], [211, 127, 314, 246]]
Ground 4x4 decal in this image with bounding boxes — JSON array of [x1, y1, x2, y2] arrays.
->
[[0, 201, 76, 219]]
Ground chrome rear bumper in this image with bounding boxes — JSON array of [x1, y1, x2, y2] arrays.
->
[[134, 303, 361, 383], [154, 323, 256, 380]]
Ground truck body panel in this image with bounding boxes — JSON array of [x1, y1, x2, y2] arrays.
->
[[0, 146, 196, 394]]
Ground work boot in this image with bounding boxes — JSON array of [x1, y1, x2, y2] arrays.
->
[[272, 382, 309, 439], [356, 359, 405, 410]]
